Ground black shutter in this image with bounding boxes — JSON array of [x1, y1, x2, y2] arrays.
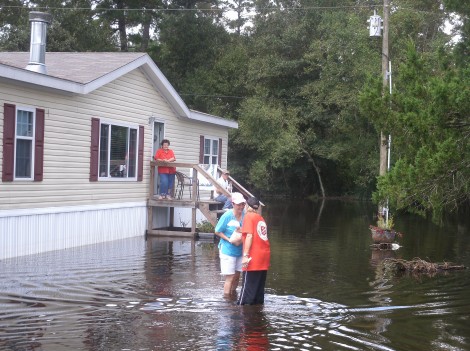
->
[[218, 138, 222, 167], [2, 103, 15, 182], [34, 108, 45, 181], [137, 125, 144, 181], [89, 118, 100, 181], [199, 135, 204, 164]]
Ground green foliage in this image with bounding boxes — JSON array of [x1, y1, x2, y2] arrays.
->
[[0, 0, 117, 51], [151, 12, 230, 94], [197, 220, 215, 233], [178, 37, 251, 117], [1, 0, 468, 216], [0, 1, 31, 51], [442, 0, 470, 66], [377, 214, 394, 230], [368, 44, 470, 220]]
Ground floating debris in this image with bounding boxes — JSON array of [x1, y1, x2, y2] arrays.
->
[[379, 258, 466, 276], [370, 243, 401, 250]]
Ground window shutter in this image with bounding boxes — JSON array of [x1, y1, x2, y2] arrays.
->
[[2, 103, 15, 182], [34, 108, 45, 181], [137, 125, 144, 181], [89, 117, 100, 181], [199, 135, 204, 164], [218, 138, 222, 167]]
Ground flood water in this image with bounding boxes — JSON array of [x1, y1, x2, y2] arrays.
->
[[1, 200, 469, 351]]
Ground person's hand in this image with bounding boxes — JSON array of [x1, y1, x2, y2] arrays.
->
[[229, 231, 242, 246], [242, 256, 251, 268]]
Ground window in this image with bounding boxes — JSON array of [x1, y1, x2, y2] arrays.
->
[[89, 118, 144, 182], [98, 122, 138, 179], [197, 136, 223, 188], [203, 138, 219, 165], [2, 104, 44, 182], [15, 108, 35, 179]]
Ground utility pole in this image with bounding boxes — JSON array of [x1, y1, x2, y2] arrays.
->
[[379, 0, 390, 177], [368, 0, 391, 221]]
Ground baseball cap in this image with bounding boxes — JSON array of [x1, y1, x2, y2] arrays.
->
[[247, 196, 260, 210], [231, 192, 245, 204]]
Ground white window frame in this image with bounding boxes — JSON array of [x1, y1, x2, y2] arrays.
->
[[14, 106, 36, 181], [203, 137, 219, 166], [98, 119, 139, 181], [198, 136, 220, 189]]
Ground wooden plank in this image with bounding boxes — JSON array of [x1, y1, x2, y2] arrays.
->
[[191, 207, 196, 233], [148, 199, 196, 207], [197, 202, 218, 226], [149, 163, 155, 197]]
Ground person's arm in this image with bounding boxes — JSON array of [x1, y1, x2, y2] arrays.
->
[[215, 231, 231, 242], [167, 150, 176, 162], [155, 149, 166, 162], [155, 149, 176, 162], [242, 233, 253, 266], [214, 214, 229, 241]]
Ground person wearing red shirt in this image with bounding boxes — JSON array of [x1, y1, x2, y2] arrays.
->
[[154, 139, 176, 199], [238, 196, 271, 305]]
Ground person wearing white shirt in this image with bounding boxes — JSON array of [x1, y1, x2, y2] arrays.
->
[[214, 170, 232, 209]]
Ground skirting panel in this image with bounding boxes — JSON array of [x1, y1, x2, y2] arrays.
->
[[0, 202, 147, 260]]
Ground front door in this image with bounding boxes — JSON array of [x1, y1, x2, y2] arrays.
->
[[153, 122, 164, 195]]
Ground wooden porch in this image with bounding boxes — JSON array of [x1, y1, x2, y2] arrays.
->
[[147, 161, 254, 238]]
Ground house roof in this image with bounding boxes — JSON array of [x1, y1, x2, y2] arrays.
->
[[0, 52, 238, 129]]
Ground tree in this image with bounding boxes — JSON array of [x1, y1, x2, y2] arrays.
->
[[442, 0, 470, 66], [230, 1, 381, 197], [0, 0, 30, 51], [95, 0, 163, 52], [151, 11, 230, 96], [225, 0, 253, 34], [361, 42, 469, 220], [0, 1, 117, 52]]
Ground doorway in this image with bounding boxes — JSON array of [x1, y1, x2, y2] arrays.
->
[[153, 121, 164, 195]]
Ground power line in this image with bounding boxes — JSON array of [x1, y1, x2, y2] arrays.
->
[[0, 4, 443, 15]]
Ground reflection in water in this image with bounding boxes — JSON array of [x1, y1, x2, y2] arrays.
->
[[0, 201, 469, 351], [237, 306, 270, 350], [367, 248, 397, 334]]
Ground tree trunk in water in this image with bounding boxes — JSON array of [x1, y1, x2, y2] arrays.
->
[[301, 148, 326, 198]]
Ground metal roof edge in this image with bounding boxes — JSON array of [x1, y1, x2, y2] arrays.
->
[[0, 64, 85, 93], [189, 110, 238, 129]]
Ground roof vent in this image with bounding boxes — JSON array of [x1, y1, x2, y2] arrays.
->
[[25, 11, 52, 74]]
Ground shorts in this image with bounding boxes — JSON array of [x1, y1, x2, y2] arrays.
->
[[219, 251, 243, 275]]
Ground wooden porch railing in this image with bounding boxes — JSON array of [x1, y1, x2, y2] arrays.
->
[[147, 161, 260, 237], [149, 161, 257, 201]]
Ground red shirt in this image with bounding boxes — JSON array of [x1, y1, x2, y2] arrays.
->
[[241, 212, 270, 271], [155, 148, 176, 174]]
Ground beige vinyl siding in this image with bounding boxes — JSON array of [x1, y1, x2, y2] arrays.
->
[[0, 69, 229, 211]]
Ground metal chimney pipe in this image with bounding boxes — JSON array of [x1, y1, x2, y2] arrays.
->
[[25, 11, 52, 74]]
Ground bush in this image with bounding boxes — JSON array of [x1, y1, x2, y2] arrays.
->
[[197, 220, 215, 233]]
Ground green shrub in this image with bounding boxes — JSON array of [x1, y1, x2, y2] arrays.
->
[[197, 220, 215, 233]]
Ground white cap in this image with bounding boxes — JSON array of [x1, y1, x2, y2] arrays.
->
[[231, 192, 245, 204]]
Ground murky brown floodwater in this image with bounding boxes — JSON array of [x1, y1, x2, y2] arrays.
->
[[1, 200, 469, 351]]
